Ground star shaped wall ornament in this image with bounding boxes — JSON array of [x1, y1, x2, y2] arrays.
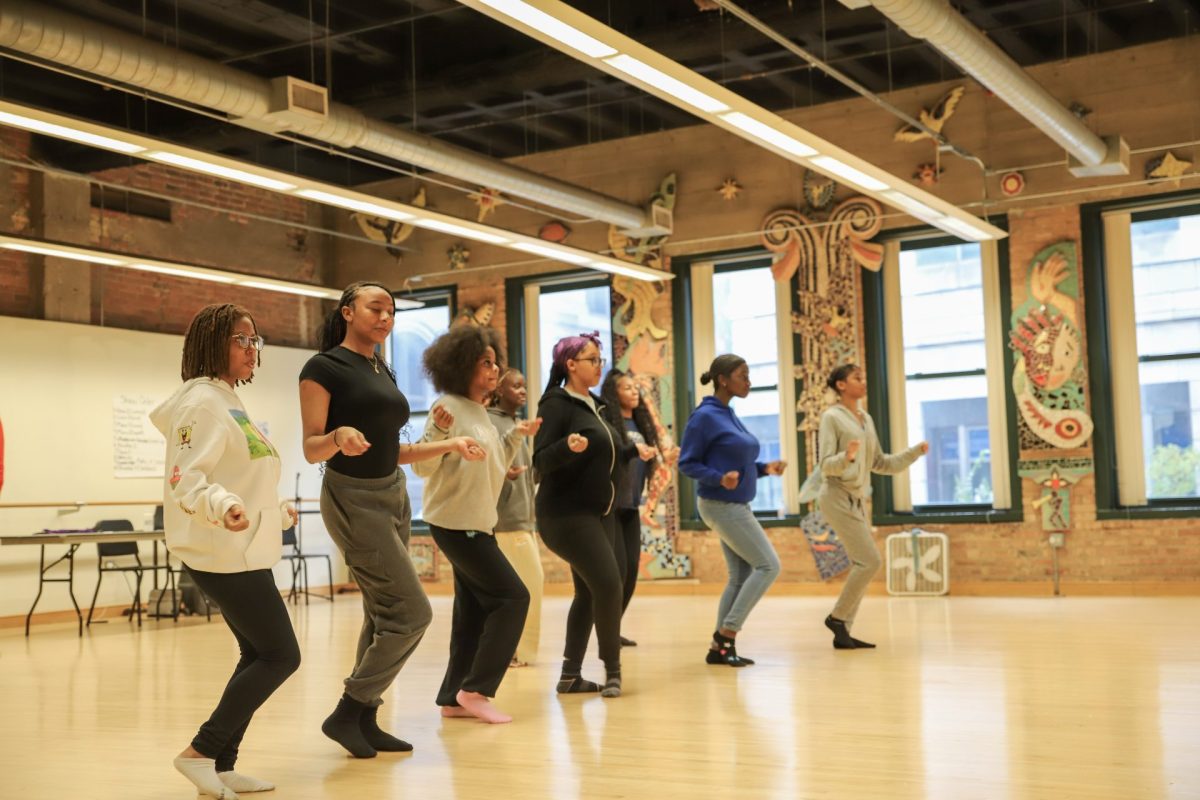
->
[[468, 187, 506, 221], [1146, 152, 1193, 186], [717, 178, 743, 201]]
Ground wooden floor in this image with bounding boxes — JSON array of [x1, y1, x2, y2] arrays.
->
[[3, 593, 1199, 800]]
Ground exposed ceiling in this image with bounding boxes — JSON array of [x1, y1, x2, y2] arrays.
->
[[2, 0, 1197, 186]]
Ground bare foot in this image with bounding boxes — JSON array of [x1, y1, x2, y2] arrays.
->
[[440, 705, 475, 719], [509, 659, 529, 668], [456, 690, 513, 724]]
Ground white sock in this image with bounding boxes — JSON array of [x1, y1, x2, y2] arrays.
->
[[218, 771, 275, 793], [173, 756, 238, 800]]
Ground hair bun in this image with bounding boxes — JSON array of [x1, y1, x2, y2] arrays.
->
[[699, 371, 712, 385]]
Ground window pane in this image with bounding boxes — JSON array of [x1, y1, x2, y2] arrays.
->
[[898, 242, 993, 506], [712, 267, 779, 387], [1138, 361, 1200, 500], [538, 285, 612, 385], [899, 242, 987, 375], [1131, 212, 1200, 358], [906, 374, 993, 505], [401, 413, 429, 521], [731, 389, 785, 513], [390, 302, 452, 412]]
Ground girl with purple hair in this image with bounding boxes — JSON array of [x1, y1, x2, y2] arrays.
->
[[532, 332, 625, 698]]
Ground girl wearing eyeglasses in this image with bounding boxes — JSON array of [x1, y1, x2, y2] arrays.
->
[[413, 326, 541, 724], [299, 282, 484, 757], [152, 304, 299, 800], [533, 332, 626, 698]]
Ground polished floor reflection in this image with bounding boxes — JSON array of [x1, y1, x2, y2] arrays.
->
[[4, 594, 1198, 799]]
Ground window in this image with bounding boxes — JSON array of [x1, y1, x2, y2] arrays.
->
[[712, 266, 786, 512], [680, 257, 797, 518], [1094, 200, 1200, 511], [868, 234, 1016, 518], [387, 293, 452, 522], [510, 275, 612, 418], [898, 241, 993, 505]]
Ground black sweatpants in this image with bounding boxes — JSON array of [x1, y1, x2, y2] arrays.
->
[[185, 567, 301, 770], [537, 511, 622, 673], [429, 527, 530, 706], [612, 508, 642, 613]]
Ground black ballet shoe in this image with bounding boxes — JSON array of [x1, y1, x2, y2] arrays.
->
[[706, 632, 752, 667], [824, 615, 857, 650]]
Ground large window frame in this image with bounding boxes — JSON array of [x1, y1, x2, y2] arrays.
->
[[673, 251, 801, 527], [505, 270, 613, 421], [1083, 191, 1200, 518], [385, 288, 454, 528], [863, 228, 1022, 524]]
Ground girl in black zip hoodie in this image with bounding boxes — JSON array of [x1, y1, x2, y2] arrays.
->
[[533, 331, 627, 698]]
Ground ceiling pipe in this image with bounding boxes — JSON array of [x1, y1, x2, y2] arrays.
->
[[0, 0, 652, 230], [847, 0, 1129, 177]]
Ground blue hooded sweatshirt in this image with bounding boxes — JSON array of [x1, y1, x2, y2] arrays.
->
[[678, 395, 768, 504]]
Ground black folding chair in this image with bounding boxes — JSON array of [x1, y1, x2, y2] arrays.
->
[[282, 526, 333, 604], [86, 519, 170, 628]]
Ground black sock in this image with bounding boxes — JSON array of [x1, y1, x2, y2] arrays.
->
[[322, 693, 377, 758], [850, 636, 876, 649], [360, 705, 413, 752], [601, 668, 622, 697], [825, 615, 857, 650], [557, 675, 601, 693]]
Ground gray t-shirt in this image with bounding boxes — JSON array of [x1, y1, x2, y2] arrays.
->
[[489, 407, 535, 532]]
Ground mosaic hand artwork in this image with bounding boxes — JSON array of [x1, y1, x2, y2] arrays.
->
[[607, 172, 676, 269], [1010, 242, 1094, 450], [1018, 458, 1094, 531]]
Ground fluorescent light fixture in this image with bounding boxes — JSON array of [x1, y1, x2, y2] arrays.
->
[[809, 156, 889, 192], [0, 242, 126, 265], [127, 263, 237, 283], [881, 190, 942, 221], [603, 55, 728, 113], [0, 110, 147, 155], [295, 189, 414, 221], [394, 297, 426, 310], [937, 216, 992, 242], [412, 218, 511, 245], [145, 151, 297, 192], [238, 280, 333, 298], [477, 0, 617, 58], [513, 241, 591, 265], [719, 112, 817, 157]]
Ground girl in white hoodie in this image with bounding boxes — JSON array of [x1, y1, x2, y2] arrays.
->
[[152, 304, 300, 800]]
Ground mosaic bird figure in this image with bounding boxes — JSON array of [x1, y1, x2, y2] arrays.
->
[[894, 86, 965, 143]]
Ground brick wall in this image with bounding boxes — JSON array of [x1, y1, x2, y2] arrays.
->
[[0, 127, 35, 318]]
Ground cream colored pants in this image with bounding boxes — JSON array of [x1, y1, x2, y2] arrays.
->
[[494, 531, 544, 664]]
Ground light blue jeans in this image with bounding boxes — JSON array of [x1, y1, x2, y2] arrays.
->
[[697, 497, 781, 632]]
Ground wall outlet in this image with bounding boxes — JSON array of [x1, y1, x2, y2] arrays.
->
[[1048, 532, 1066, 548]]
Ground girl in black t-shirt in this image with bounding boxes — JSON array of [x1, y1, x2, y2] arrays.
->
[[299, 281, 485, 759]]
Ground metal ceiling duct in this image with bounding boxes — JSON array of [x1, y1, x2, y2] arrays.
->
[[0, 0, 651, 229], [857, 0, 1129, 176]]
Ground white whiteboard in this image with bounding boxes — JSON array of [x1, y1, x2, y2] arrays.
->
[[0, 316, 340, 619]]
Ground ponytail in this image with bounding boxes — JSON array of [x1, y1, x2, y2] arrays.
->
[[701, 354, 746, 392]]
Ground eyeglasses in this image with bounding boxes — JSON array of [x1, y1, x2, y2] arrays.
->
[[574, 356, 607, 367], [231, 333, 265, 351]]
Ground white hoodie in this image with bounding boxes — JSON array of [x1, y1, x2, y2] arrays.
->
[[150, 378, 288, 573]]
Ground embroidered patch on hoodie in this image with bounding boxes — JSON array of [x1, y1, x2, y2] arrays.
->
[[229, 409, 278, 460], [176, 424, 194, 449], [169, 465, 182, 488]]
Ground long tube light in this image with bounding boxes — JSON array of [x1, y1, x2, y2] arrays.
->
[[458, 0, 1006, 242], [0, 233, 432, 304], [0, 100, 674, 282]]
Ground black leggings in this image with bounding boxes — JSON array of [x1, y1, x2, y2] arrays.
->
[[537, 511, 622, 673], [429, 527, 530, 705], [185, 567, 301, 771], [612, 508, 642, 614]]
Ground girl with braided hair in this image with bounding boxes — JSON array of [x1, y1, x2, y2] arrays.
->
[[151, 303, 299, 799], [299, 282, 484, 757]]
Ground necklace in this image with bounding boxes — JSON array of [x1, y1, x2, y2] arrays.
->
[[369, 352, 380, 374]]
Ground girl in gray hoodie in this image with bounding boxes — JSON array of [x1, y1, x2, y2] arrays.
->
[[818, 363, 927, 650]]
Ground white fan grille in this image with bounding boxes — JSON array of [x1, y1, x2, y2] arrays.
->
[[885, 530, 949, 596]]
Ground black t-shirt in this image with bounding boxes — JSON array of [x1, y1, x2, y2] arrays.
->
[[299, 347, 410, 479]]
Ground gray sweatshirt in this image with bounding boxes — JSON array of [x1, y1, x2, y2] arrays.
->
[[488, 407, 535, 532], [818, 403, 923, 497], [414, 394, 524, 532]]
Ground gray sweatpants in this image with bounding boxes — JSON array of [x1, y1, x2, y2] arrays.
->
[[320, 467, 433, 705], [819, 485, 880, 628]]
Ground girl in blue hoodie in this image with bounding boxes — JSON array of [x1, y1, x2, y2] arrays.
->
[[678, 354, 787, 667]]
